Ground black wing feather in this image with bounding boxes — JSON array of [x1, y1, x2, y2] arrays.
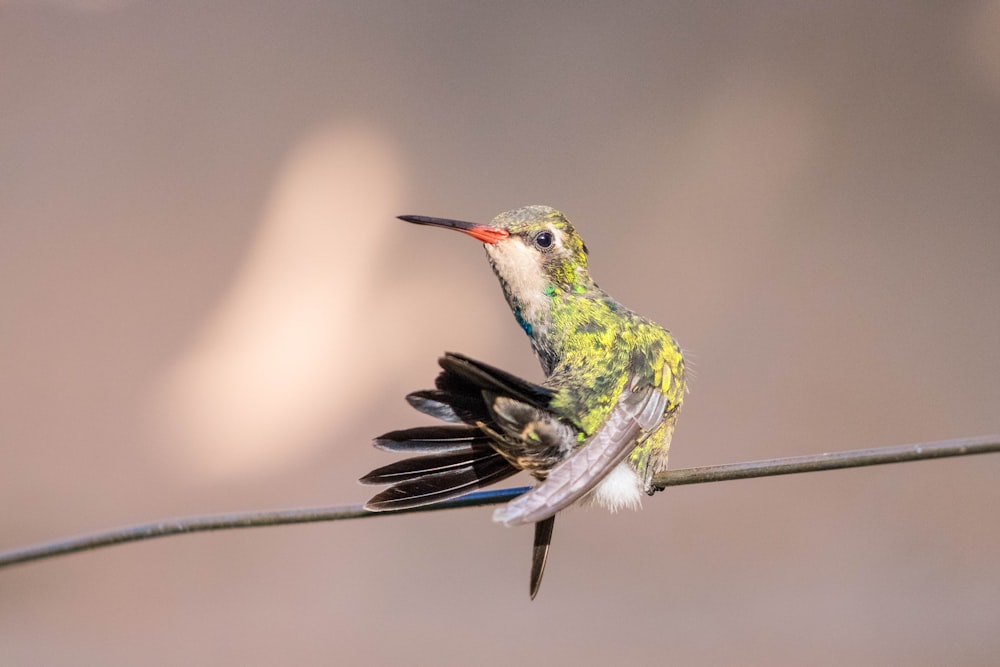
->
[[364, 452, 519, 511], [439, 353, 553, 410], [373, 425, 485, 453], [360, 446, 504, 484]]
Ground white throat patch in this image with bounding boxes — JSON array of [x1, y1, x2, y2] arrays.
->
[[486, 238, 551, 329]]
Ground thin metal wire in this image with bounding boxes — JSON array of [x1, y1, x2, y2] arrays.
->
[[1, 434, 997, 570]]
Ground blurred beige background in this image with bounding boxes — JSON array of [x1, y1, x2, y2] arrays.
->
[[2, 2, 999, 665]]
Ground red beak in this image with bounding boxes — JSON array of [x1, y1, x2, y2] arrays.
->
[[398, 215, 509, 244]]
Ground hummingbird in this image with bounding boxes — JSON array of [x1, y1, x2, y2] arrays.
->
[[360, 205, 685, 598]]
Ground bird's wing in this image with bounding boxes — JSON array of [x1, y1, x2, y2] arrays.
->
[[361, 353, 551, 511], [438, 352, 554, 408], [492, 382, 667, 527], [361, 425, 520, 511], [406, 352, 554, 424], [362, 446, 519, 511]]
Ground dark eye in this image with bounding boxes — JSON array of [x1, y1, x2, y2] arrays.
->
[[534, 231, 554, 249]]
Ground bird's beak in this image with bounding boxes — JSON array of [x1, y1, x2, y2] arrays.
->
[[398, 215, 509, 244]]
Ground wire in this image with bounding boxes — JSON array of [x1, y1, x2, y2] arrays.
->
[[1, 434, 997, 570]]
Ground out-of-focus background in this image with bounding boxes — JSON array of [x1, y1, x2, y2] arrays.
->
[[2, 2, 999, 665]]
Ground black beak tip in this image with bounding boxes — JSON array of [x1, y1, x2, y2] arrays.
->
[[397, 214, 424, 224], [397, 214, 475, 231]]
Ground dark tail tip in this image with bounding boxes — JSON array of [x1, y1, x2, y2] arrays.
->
[[529, 516, 556, 600]]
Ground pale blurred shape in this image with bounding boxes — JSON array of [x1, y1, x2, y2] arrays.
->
[[152, 122, 405, 478], [959, 0, 1000, 100]]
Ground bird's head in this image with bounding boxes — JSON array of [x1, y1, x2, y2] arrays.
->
[[399, 205, 593, 302]]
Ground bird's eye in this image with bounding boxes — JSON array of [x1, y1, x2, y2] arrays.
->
[[534, 231, 554, 249]]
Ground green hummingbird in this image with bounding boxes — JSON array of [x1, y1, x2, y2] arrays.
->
[[360, 205, 685, 598]]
